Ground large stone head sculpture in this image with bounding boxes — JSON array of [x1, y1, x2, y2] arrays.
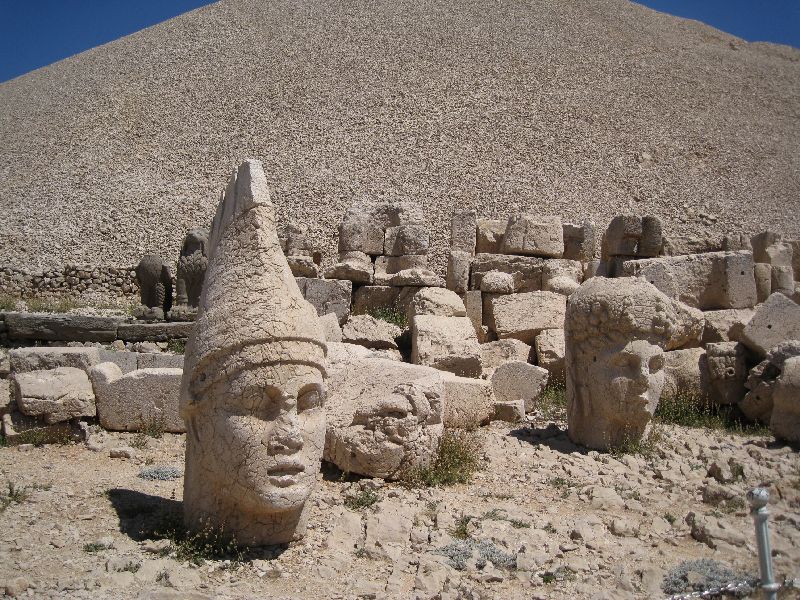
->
[[565, 277, 678, 450], [180, 159, 327, 545]]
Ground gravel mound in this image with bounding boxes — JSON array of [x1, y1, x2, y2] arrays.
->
[[0, 0, 798, 273]]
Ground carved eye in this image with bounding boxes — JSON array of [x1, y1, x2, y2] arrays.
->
[[297, 386, 325, 413], [649, 354, 664, 373]]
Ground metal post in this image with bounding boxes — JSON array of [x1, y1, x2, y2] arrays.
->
[[747, 488, 780, 600]]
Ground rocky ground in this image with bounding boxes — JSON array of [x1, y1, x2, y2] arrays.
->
[[1, 409, 798, 600]]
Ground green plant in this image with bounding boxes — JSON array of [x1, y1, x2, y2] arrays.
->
[[166, 339, 186, 354], [150, 514, 245, 565], [664, 512, 677, 525], [541, 573, 556, 584], [536, 381, 567, 421], [344, 489, 380, 510], [609, 424, 664, 460], [140, 413, 166, 439], [11, 427, 74, 447], [482, 508, 529, 529], [401, 429, 482, 487], [655, 394, 770, 436], [0, 294, 18, 311], [451, 515, 473, 540], [83, 542, 111, 553], [26, 296, 79, 313], [0, 481, 31, 512], [131, 432, 148, 449], [542, 523, 557, 534], [368, 307, 408, 329]]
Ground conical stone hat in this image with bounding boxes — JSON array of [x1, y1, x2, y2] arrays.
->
[[181, 159, 326, 414]]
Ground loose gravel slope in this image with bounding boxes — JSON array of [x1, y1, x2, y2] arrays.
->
[[0, 0, 798, 272]]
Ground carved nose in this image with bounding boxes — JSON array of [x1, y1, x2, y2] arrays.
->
[[267, 409, 304, 454]]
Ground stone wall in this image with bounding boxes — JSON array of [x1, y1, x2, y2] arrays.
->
[[0, 265, 139, 301]]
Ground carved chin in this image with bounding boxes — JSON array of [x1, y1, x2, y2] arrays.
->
[[248, 477, 313, 512]]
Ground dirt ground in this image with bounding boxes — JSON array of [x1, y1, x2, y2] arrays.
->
[[0, 413, 798, 600]]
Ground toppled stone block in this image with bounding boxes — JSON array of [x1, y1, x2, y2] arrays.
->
[[741, 341, 800, 423], [480, 270, 519, 294], [535, 329, 565, 379], [89, 362, 184, 432], [446, 251, 471, 294], [770, 356, 800, 442], [1, 411, 83, 445], [409, 288, 466, 318], [286, 255, 320, 278], [705, 342, 747, 405], [492, 399, 525, 423], [480, 339, 533, 377], [751, 231, 782, 263], [5, 313, 123, 343], [602, 215, 642, 257], [440, 373, 494, 429], [476, 219, 506, 254], [563, 221, 596, 262], [320, 313, 343, 343], [470, 253, 544, 292], [325, 358, 443, 479], [296, 277, 352, 325], [622, 251, 757, 310], [667, 301, 704, 350], [451, 210, 477, 255], [325, 251, 373, 284], [722, 233, 752, 252], [661, 348, 708, 401], [13, 367, 95, 423], [488, 291, 566, 344], [0, 380, 11, 416], [97, 349, 139, 374], [754, 263, 772, 302], [117, 321, 194, 342], [772, 265, 794, 294], [412, 316, 482, 377], [500, 215, 564, 258], [136, 353, 185, 370], [390, 269, 444, 288], [742, 293, 800, 357], [542, 259, 583, 296], [384, 225, 429, 256], [701, 309, 754, 344], [9, 346, 101, 374], [662, 234, 724, 256], [338, 214, 385, 255], [491, 361, 549, 412], [375, 255, 428, 285], [343, 315, 401, 350], [462, 290, 484, 341]]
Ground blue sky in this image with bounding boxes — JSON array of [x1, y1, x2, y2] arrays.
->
[[0, 1, 798, 84]]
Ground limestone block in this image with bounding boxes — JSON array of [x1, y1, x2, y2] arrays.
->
[[639, 215, 663, 257], [0, 380, 11, 416], [476, 219, 506, 254], [663, 234, 724, 256], [722, 233, 752, 252], [770, 356, 800, 442], [384, 225, 429, 256], [5, 313, 122, 343], [705, 342, 747, 405], [462, 290, 484, 340], [701, 309, 754, 344], [750, 231, 782, 263], [326, 341, 380, 365], [480, 270, 519, 294], [585, 259, 601, 279], [136, 353, 185, 370], [97, 349, 139, 374], [535, 329, 565, 380], [790, 240, 800, 280], [117, 321, 194, 342], [742, 293, 800, 357], [771, 266, 794, 294], [667, 301, 704, 351], [543, 259, 583, 296], [13, 367, 95, 424], [90, 363, 184, 433], [338, 215, 384, 255], [286, 256, 319, 278], [440, 373, 494, 429], [741, 342, 800, 423], [296, 277, 353, 325], [342, 315, 401, 350], [661, 348, 708, 401], [411, 315, 482, 377], [325, 358, 443, 479], [319, 313, 343, 343], [622, 251, 757, 310], [762, 241, 793, 268], [325, 252, 373, 284], [563, 221, 596, 262], [470, 253, 544, 292], [9, 346, 101, 374], [375, 255, 427, 284], [491, 361, 549, 412], [602, 215, 642, 257], [352, 286, 416, 318], [409, 288, 466, 318], [492, 399, 525, 423], [450, 210, 477, 255], [0, 348, 8, 378], [754, 263, 772, 302], [446, 251, 471, 294], [2, 411, 82, 444], [480, 339, 533, 377], [389, 269, 444, 288], [488, 291, 566, 344], [500, 215, 564, 258]]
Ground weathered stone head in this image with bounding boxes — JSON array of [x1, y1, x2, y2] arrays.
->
[[565, 277, 678, 450], [180, 159, 327, 546], [705, 342, 747, 405]]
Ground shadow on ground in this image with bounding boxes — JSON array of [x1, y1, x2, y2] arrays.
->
[[509, 423, 589, 455], [106, 488, 182, 542]]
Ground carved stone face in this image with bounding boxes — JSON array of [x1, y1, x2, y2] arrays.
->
[[602, 340, 665, 425], [189, 362, 325, 515], [706, 342, 746, 405]]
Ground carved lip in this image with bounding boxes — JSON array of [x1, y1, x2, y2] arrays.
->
[[267, 462, 306, 486]]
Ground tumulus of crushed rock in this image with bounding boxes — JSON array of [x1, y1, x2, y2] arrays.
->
[[0, 0, 798, 273]]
